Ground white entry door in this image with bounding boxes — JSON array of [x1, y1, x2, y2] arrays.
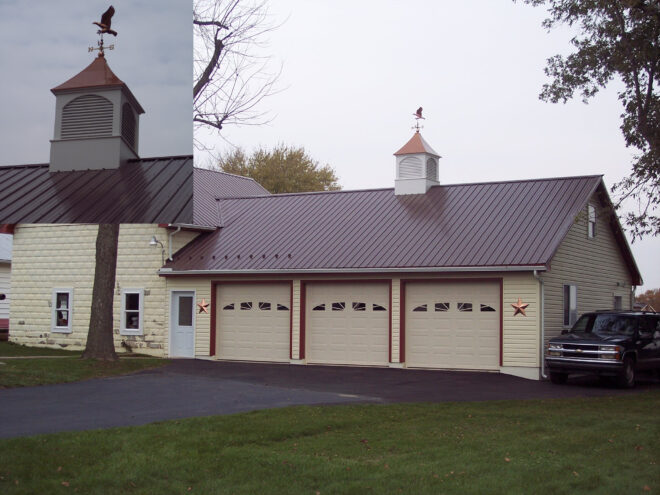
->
[[170, 291, 195, 358]]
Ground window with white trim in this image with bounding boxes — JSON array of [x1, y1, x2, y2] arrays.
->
[[563, 284, 577, 327], [120, 289, 144, 335], [588, 205, 596, 238], [52, 289, 73, 333]]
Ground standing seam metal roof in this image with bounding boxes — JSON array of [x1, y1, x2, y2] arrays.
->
[[164, 175, 640, 279], [0, 160, 269, 224]]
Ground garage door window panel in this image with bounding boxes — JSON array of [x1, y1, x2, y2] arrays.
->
[[413, 304, 427, 312], [373, 304, 387, 311], [223, 303, 234, 310], [259, 302, 271, 310], [458, 302, 473, 312], [352, 302, 366, 311], [435, 302, 450, 312], [241, 302, 252, 310], [480, 304, 496, 312], [277, 304, 289, 311], [312, 303, 325, 311], [332, 302, 345, 311]]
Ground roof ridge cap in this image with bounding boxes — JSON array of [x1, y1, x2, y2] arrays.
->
[[215, 187, 395, 201]]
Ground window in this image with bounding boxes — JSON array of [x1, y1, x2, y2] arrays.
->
[[258, 302, 271, 311], [312, 303, 325, 311], [277, 304, 289, 311], [413, 304, 427, 312], [332, 302, 346, 311], [458, 303, 473, 312], [240, 302, 252, 310], [435, 302, 450, 312], [373, 304, 387, 311], [588, 205, 596, 238], [120, 289, 144, 335], [352, 302, 366, 311], [52, 289, 73, 333], [613, 296, 623, 311], [480, 304, 496, 312], [563, 285, 577, 327], [222, 303, 235, 310]]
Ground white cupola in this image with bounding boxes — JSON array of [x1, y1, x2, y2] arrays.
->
[[393, 131, 441, 195], [49, 52, 145, 172]]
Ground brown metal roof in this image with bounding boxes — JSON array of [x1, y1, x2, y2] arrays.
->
[[0, 161, 270, 225], [163, 175, 640, 283], [193, 168, 270, 226], [0, 157, 193, 223], [393, 132, 440, 156]]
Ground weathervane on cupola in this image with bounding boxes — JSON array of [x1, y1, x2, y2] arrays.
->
[[89, 6, 117, 57], [412, 106, 425, 133]]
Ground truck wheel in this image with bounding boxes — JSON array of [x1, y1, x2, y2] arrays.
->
[[617, 356, 636, 388], [550, 372, 568, 385]]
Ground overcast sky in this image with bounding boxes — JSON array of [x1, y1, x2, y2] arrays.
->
[[0, 1, 656, 290], [0, 0, 191, 162], [195, 0, 659, 290]]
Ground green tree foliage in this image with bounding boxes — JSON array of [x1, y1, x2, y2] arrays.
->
[[518, 0, 660, 238], [636, 287, 660, 309], [218, 145, 341, 193]]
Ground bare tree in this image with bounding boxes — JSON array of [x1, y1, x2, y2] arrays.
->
[[82, 224, 119, 361], [193, 0, 280, 148]]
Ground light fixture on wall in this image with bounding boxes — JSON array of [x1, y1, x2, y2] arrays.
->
[[149, 236, 165, 265]]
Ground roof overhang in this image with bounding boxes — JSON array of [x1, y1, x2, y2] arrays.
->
[[158, 265, 548, 277], [159, 223, 217, 232]]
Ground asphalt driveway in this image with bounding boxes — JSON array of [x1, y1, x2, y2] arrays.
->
[[1, 359, 657, 439]]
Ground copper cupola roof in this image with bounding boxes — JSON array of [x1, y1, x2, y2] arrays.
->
[[393, 131, 440, 157], [50, 53, 144, 114]]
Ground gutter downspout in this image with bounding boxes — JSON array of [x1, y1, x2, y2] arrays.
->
[[167, 226, 182, 261], [534, 269, 547, 379]]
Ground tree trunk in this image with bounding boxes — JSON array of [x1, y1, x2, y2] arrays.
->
[[82, 224, 119, 361]]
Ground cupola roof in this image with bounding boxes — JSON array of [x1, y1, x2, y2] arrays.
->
[[393, 131, 440, 157]]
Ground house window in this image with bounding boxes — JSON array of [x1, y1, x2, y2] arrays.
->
[[52, 289, 73, 333], [563, 285, 578, 327], [588, 205, 596, 238], [120, 289, 144, 335], [613, 296, 623, 311]]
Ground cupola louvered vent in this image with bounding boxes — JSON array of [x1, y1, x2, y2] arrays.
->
[[121, 103, 136, 149], [426, 158, 438, 182], [60, 95, 113, 140], [399, 157, 422, 178]]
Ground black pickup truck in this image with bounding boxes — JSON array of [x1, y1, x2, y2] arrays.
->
[[546, 311, 660, 387]]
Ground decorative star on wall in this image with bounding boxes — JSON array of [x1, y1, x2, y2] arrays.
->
[[511, 297, 529, 317], [197, 298, 209, 314]]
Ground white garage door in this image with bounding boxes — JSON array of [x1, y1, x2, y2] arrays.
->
[[405, 281, 500, 369], [305, 282, 389, 366], [216, 283, 290, 362]]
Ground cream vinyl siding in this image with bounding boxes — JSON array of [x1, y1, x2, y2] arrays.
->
[[0, 263, 10, 320], [502, 272, 540, 368], [305, 282, 389, 366], [9, 224, 199, 355], [541, 197, 634, 345]]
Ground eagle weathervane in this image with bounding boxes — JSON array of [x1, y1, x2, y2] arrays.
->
[[412, 106, 425, 133], [89, 6, 117, 57]]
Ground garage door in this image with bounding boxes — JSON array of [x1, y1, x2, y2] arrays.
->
[[405, 281, 500, 369], [216, 283, 290, 362], [305, 282, 389, 366]]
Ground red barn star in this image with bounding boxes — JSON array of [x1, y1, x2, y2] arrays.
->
[[511, 297, 529, 316], [197, 298, 209, 314]]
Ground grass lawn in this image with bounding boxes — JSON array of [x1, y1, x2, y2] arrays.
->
[[0, 392, 657, 494], [0, 341, 82, 357], [0, 355, 168, 388]]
